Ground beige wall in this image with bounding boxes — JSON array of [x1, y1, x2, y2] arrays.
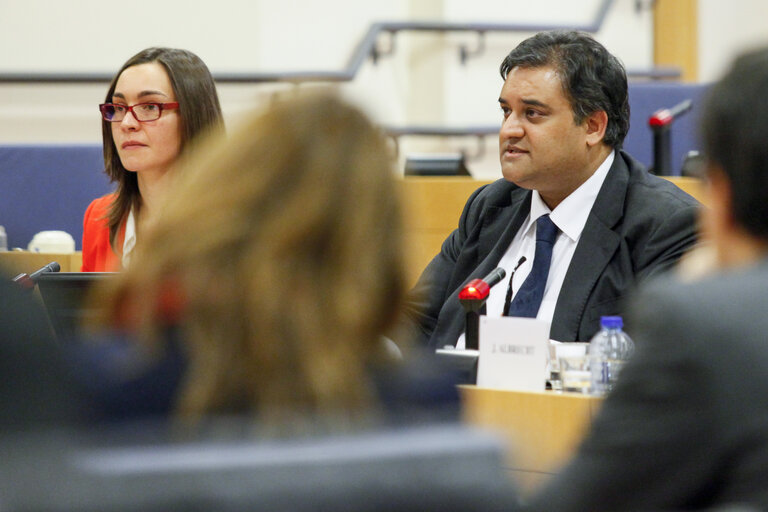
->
[[0, 0, 651, 184], [1, 0, 767, 179]]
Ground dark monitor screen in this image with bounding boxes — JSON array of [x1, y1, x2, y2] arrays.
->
[[435, 348, 479, 385], [36, 272, 116, 341], [404, 154, 471, 176]]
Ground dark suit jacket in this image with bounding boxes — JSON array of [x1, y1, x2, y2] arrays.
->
[[525, 258, 768, 510], [403, 150, 700, 346]]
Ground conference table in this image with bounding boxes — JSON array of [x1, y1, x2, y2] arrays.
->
[[459, 386, 603, 493], [2, 176, 696, 495]]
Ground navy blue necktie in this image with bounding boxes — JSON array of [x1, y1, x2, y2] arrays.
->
[[505, 215, 559, 318]]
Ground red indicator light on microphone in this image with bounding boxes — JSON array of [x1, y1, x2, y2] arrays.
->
[[649, 109, 673, 128], [459, 279, 490, 301]]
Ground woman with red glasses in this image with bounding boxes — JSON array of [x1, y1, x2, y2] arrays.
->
[[81, 47, 224, 272]]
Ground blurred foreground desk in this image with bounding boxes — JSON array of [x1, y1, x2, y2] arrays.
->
[[460, 386, 603, 493], [0, 251, 82, 275]]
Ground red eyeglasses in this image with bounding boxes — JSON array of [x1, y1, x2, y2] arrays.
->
[[99, 102, 180, 122]]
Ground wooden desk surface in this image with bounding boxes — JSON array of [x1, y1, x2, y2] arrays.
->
[[0, 251, 83, 275], [459, 386, 602, 493]]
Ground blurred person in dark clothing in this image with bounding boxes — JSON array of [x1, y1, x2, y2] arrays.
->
[[525, 45, 768, 512]]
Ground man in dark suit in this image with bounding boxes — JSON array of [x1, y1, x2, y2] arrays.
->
[[402, 30, 699, 348], [525, 46, 768, 511]]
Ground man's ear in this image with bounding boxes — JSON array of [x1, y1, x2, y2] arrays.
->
[[585, 110, 608, 147]]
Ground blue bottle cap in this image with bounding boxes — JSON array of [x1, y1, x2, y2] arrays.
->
[[600, 316, 623, 329]]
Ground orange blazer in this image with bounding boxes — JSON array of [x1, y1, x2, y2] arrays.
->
[[81, 194, 125, 272]]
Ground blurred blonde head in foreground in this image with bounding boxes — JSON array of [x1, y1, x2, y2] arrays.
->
[[95, 91, 406, 423]]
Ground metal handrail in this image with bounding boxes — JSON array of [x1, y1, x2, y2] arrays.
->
[[384, 125, 497, 138], [0, 0, 676, 85]]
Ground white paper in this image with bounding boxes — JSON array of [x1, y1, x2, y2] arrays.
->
[[476, 316, 549, 391]]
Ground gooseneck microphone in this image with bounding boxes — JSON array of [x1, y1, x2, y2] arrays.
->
[[482, 267, 506, 288], [458, 267, 507, 311], [648, 99, 693, 128], [12, 261, 60, 290], [29, 261, 61, 282], [649, 99, 693, 174], [458, 267, 506, 350]]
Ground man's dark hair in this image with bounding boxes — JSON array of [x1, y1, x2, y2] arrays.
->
[[701, 47, 768, 239], [499, 30, 629, 149]]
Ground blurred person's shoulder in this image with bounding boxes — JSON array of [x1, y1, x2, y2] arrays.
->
[[628, 257, 768, 353]]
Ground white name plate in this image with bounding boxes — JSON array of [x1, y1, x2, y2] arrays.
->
[[476, 316, 549, 392]]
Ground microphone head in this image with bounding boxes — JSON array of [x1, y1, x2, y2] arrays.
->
[[28, 261, 61, 283], [48, 261, 61, 273], [483, 267, 506, 288]]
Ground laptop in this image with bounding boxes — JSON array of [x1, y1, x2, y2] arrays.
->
[[36, 272, 116, 341]]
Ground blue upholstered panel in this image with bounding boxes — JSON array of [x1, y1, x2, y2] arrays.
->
[[625, 82, 710, 175], [0, 83, 710, 252], [0, 144, 113, 250]]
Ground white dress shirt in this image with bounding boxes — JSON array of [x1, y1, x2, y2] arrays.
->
[[456, 151, 614, 348], [122, 207, 136, 269]]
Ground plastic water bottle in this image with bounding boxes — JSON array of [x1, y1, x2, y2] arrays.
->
[[589, 316, 634, 396], [0, 225, 7, 251]]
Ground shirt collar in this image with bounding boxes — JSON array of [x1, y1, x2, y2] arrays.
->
[[526, 150, 615, 242]]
